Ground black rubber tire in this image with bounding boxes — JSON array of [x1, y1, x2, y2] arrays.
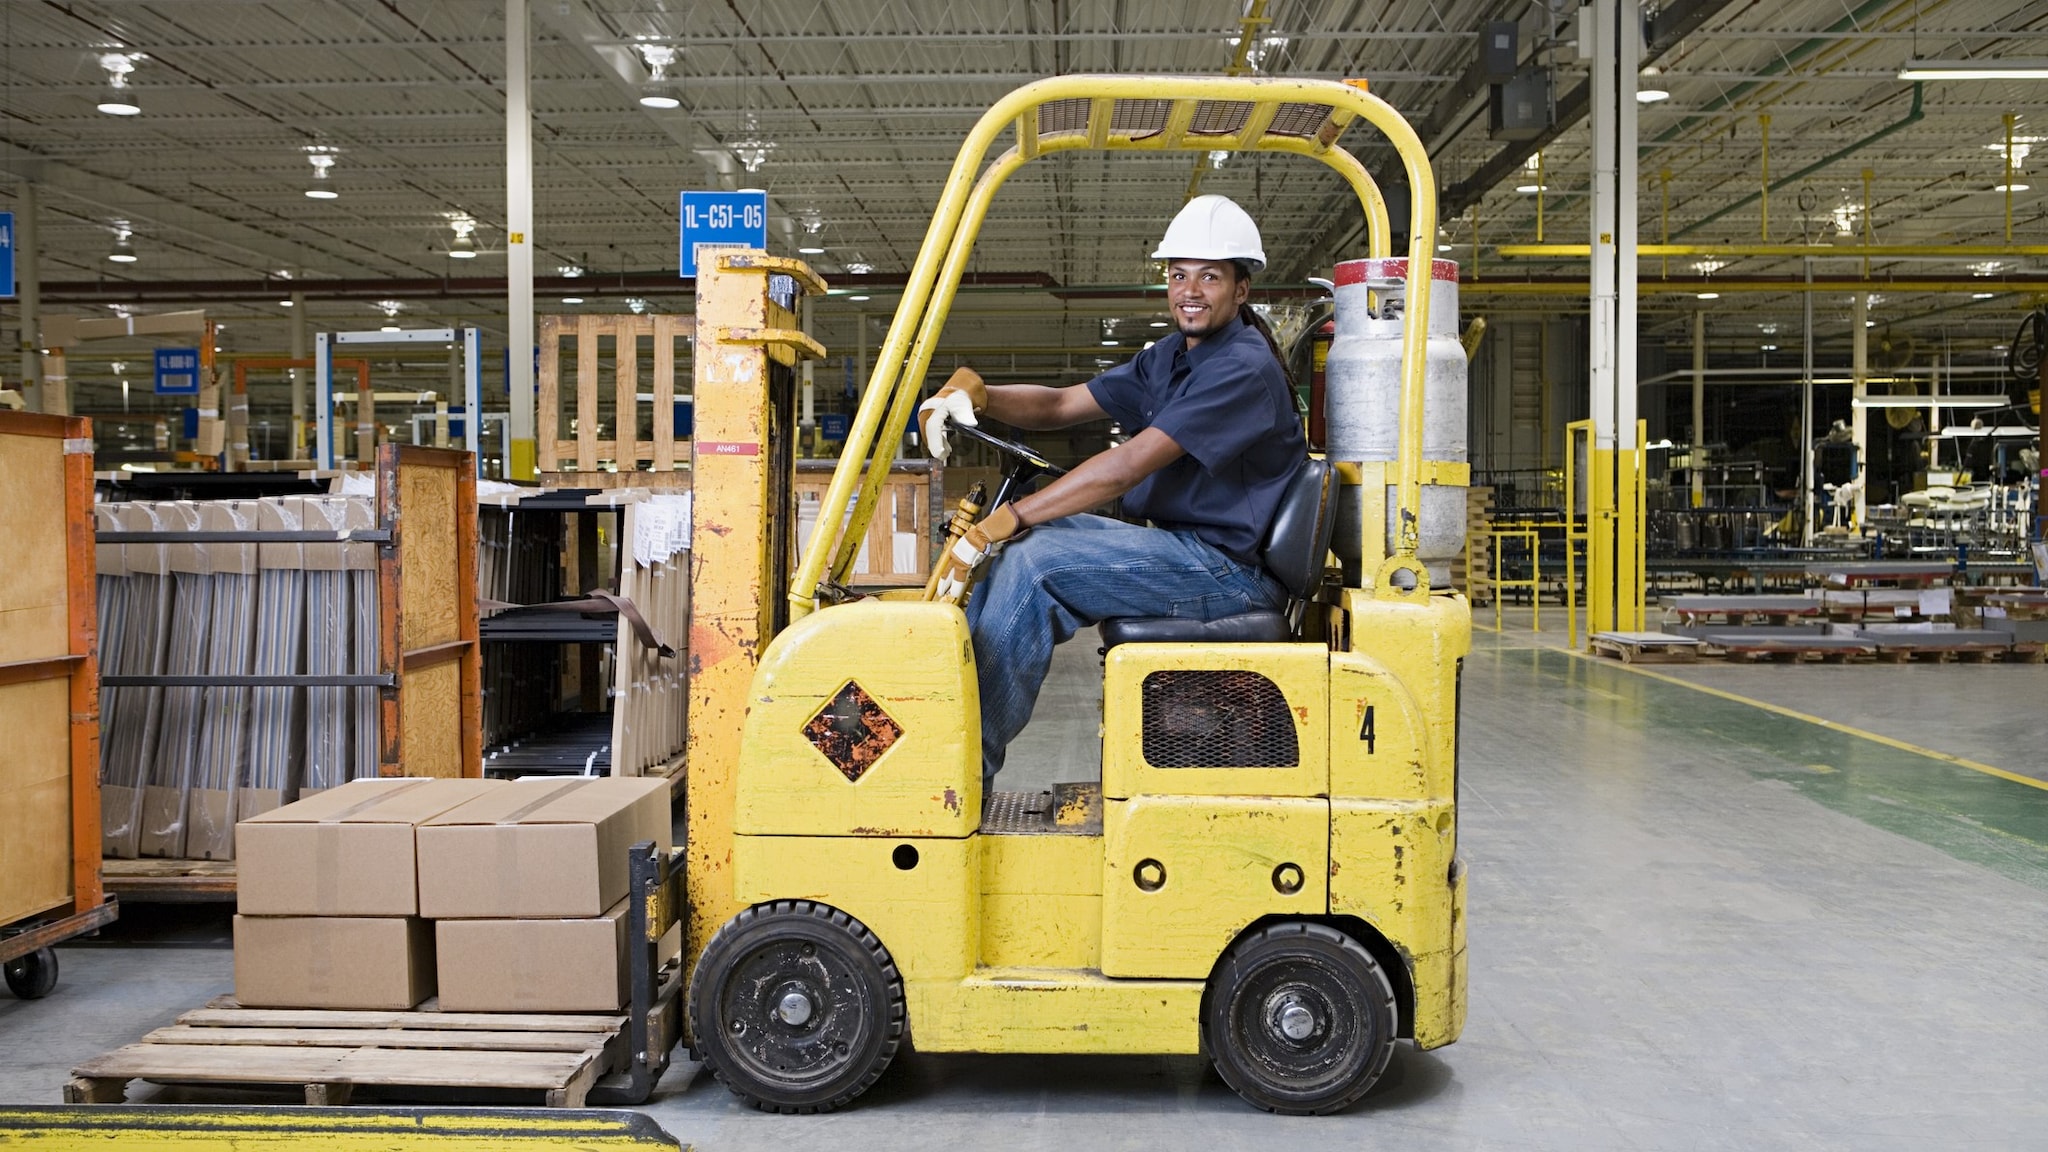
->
[[4, 947, 59, 1000], [689, 900, 904, 1114], [1201, 921, 1397, 1115]]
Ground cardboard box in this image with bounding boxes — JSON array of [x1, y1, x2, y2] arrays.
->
[[237, 777, 504, 916], [234, 915, 435, 1010], [433, 899, 682, 1012], [417, 777, 671, 919]]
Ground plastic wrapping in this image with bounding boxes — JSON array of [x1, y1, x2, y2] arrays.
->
[[609, 496, 691, 777], [141, 501, 210, 858], [100, 504, 177, 858], [186, 501, 261, 861], [95, 493, 386, 857], [299, 496, 381, 793]]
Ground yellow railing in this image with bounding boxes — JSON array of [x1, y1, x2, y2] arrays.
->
[[788, 74, 1442, 616]]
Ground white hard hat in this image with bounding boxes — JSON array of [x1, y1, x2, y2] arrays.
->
[[1152, 194, 1266, 273]]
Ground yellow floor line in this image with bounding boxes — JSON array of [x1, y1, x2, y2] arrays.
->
[[1566, 649, 2048, 794]]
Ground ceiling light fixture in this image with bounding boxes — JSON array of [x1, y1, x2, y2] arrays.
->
[[636, 44, 682, 109], [1696, 292, 1720, 300], [843, 260, 873, 275], [730, 113, 775, 173], [1992, 181, 2031, 192], [304, 147, 340, 199], [848, 294, 869, 302], [107, 223, 137, 263], [279, 300, 292, 307], [1150, 320, 1169, 328], [1636, 66, 1670, 103], [1899, 59, 2048, 81], [561, 296, 584, 305], [1515, 183, 1547, 194], [96, 53, 142, 115], [1973, 291, 1997, 299], [448, 215, 478, 258]]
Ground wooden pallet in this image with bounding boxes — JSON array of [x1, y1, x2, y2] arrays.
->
[[1870, 644, 2014, 665], [67, 997, 626, 1108], [1590, 631, 1702, 664], [102, 858, 236, 903], [1459, 486, 1495, 604]]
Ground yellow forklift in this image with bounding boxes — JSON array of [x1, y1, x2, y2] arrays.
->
[[679, 74, 1466, 1116]]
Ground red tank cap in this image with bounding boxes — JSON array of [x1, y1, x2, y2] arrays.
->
[[1333, 257, 1460, 286]]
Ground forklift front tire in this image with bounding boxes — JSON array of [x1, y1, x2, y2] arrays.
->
[[1202, 921, 1397, 1115], [689, 900, 905, 1114]]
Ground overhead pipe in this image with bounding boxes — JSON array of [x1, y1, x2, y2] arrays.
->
[[1670, 83, 1923, 240]]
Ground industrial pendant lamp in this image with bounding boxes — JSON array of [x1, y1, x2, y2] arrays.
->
[[96, 53, 142, 116], [636, 44, 682, 109], [304, 148, 340, 200], [448, 215, 479, 258], [107, 225, 138, 264]]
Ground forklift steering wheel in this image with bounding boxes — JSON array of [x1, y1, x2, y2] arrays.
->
[[947, 420, 1068, 479]]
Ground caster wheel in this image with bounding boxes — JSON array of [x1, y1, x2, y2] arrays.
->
[[4, 947, 59, 1000], [1202, 922, 1396, 1115], [689, 900, 904, 1114]]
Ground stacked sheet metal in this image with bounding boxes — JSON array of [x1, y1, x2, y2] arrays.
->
[[96, 495, 383, 860]]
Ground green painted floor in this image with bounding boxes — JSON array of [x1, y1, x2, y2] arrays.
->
[[1503, 644, 2048, 892]]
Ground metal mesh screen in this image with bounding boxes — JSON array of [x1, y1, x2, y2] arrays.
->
[[1109, 98, 1173, 134], [1268, 101, 1332, 137], [1038, 98, 1091, 135], [1188, 100, 1255, 135], [1140, 670, 1299, 769]]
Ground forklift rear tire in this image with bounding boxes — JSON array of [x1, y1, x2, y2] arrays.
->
[[4, 947, 59, 1000], [1202, 922, 1396, 1115], [690, 900, 905, 1114]]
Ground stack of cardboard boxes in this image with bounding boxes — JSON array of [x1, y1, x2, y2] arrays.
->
[[234, 776, 672, 1013]]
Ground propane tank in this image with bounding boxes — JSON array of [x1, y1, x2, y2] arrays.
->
[[1323, 257, 1467, 588]]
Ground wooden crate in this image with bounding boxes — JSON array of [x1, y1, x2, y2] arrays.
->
[[537, 314, 694, 485], [0, 411, 108, 939], [67, 997, 626, 1108], [377, 445, 482, 780], [795, 460, 939, 587]]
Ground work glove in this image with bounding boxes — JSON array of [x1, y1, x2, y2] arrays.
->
[[932, 503, 1023, 604], [917, 366, 988, 464]]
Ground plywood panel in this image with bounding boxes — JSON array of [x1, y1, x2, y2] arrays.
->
[[398, 464, 460, 650], [0, 678, 74, 923], [0, 435, 69, 663], [400, 661, 462, 779]]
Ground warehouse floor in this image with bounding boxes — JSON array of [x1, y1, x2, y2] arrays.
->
[[5, 607, 2046, 1148]]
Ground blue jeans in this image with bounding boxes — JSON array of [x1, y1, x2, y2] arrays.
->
[[964, 514, 1284, 780]]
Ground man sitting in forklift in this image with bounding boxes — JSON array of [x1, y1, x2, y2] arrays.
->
[[918, 194, 1309, 781]]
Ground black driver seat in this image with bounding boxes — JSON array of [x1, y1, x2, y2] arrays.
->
[[1097, 457, 1337, 649]]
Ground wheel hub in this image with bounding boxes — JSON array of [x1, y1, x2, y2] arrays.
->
[[775, 986, 816, 1027], [1273, 996, 1319, 1042]]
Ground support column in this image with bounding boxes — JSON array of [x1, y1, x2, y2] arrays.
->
[[1851, 292, 1869, 526], [16, 183, 39, 413], [290, 290, 307, 459], [1800, 258, 1815, 546], [1587, 0, 1642, 634], [1691, 309, 1705, 508], [505, 0, 537, 479]]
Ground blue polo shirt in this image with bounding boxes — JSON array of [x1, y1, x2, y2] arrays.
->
[[1086, 314, 1307, 564]]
